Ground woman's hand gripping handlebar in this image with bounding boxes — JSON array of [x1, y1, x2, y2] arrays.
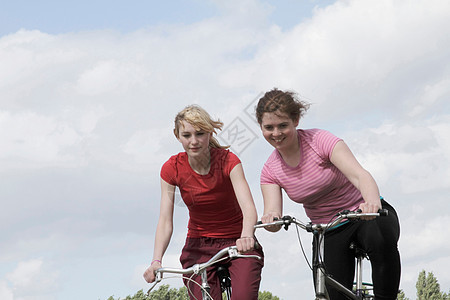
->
[[146, 245, 262, 295], [255, 209, 389, 232]]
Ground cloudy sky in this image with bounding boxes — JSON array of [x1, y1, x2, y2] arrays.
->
[[1, 0, 449, 299]]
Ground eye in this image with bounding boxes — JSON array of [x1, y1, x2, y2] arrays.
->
[[263, 125, 273, 130]]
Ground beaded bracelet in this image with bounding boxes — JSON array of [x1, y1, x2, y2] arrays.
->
[[151, 259, 161, 265]]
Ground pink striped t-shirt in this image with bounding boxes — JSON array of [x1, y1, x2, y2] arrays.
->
[[260, 129, 363, 224]]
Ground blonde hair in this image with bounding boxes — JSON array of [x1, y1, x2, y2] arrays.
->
[[173, 105, 228, 149]]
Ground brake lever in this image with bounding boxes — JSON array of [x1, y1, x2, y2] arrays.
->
[[147, 273, 162, 295]]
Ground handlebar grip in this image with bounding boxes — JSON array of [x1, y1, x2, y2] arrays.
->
[[256, 217, 280, 225], [356, 208, 388, 216], [378, 209, 389, 216]]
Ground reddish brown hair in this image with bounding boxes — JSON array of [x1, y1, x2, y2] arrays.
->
[[255, 88, 310, 124]]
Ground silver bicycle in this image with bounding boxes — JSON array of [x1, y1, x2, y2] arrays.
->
[[147, 245, 262, 300], [255, 209, 388, 300]]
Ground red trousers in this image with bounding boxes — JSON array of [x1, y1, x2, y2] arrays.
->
[[180, 237, 264, 300]]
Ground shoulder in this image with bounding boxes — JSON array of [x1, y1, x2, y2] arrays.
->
[[265, 148, 280, 164], [299, 128, 332, 139], [300, 128, 340, 143], [160, 153, 187, 185], [211, 147, 241, 164], [301, 129, 342, 159], [161, 152, 186, 171], [262, 149, 282, 173], [211, 148, 241, 175]]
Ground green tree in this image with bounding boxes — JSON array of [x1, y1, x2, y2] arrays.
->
[[416, 270, 449, 300], [107, 285, 189, 300], [147, 285, 189, 300], [397, 289, 409, 300], [108, 285, 282, 300], [258, 290, 280, 300]]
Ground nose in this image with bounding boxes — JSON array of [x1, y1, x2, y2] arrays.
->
[[190, 136, 199, 145], [272, 127, 282, 136]]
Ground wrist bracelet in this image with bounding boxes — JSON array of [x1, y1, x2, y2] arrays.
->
[[151, 259, 161, 265]]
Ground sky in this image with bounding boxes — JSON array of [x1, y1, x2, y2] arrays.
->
[[1, 0, 449, 299]]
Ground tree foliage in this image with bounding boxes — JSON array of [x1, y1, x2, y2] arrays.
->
[[416, 270, 449, 300], [397, 289, 409, 300], [258, 290, 280, 300], [108, 269, 450, 300], [107, 285, 280, 300]]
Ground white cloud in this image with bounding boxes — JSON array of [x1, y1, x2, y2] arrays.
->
[[0, 281, 13, 300], [346, 115, 450, 194], [121, 126, 176, 166], [400, 213, 450, 260], [408, 79, 450, 117], [4, 259, 59, 300], [0, 111, 82, 165], [0, 107, 109, 169]]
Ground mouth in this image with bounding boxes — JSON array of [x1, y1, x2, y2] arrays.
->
[[272, 137, 284, 144]]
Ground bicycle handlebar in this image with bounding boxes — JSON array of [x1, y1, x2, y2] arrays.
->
[[147, 245, 262, 294], [254, 209, 388, 232]]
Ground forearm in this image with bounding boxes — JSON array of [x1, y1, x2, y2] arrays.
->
[[152, 218, 173, 261], [358, 170, 381, 207], [240, 206, 258, 237]]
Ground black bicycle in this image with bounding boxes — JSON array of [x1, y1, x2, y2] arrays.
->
[[255, 209, 388, 300]]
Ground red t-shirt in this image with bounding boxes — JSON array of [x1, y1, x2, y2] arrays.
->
[[160, 147, 243, 238]]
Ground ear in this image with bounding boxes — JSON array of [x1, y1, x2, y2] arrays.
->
[[174, 129, 181, 142], [294, 118, 300, 127]]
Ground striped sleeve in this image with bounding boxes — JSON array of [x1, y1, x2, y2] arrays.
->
[[260, 152, 279, 185], [312, 130, 342, 161]]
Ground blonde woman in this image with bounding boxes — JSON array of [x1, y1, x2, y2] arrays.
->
[[143, 105, 264, 299]]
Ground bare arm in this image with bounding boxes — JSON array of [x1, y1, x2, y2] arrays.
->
[[230, 163, 258, 252], [143, 178, 176, 283], [260, 183, 283, 232], [330, 141, 381, 213]]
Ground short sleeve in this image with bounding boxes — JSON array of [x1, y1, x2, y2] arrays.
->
[[260, 162, 278, 185], [313, 130, 342, 161], [160, 158, 178, 186], [224, 151, 241, 174]]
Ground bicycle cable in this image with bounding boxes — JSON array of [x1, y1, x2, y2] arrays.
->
[[165, 255, 232, 300], [315, 210, 347, 276], [186, 272, 214, 300], [294, 221, 313, 271]]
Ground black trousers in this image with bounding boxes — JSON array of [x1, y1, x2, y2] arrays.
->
[[312, 200, 401, 300]]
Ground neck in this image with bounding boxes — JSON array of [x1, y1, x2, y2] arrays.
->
[[188, 148, 211, 175], [278, 134, 300, 166]]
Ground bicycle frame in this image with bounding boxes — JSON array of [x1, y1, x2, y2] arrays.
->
[[147, 246, 262, 300], [255, 210, 387, 300], [314, 229, 361, 300]]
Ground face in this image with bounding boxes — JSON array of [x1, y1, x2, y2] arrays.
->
[[260, 112, 299, 151], [177, 120, 211, 157]]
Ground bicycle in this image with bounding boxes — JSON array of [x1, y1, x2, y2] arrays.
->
[[146, 245, 262, 300], [254, 209, 388, 300]]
